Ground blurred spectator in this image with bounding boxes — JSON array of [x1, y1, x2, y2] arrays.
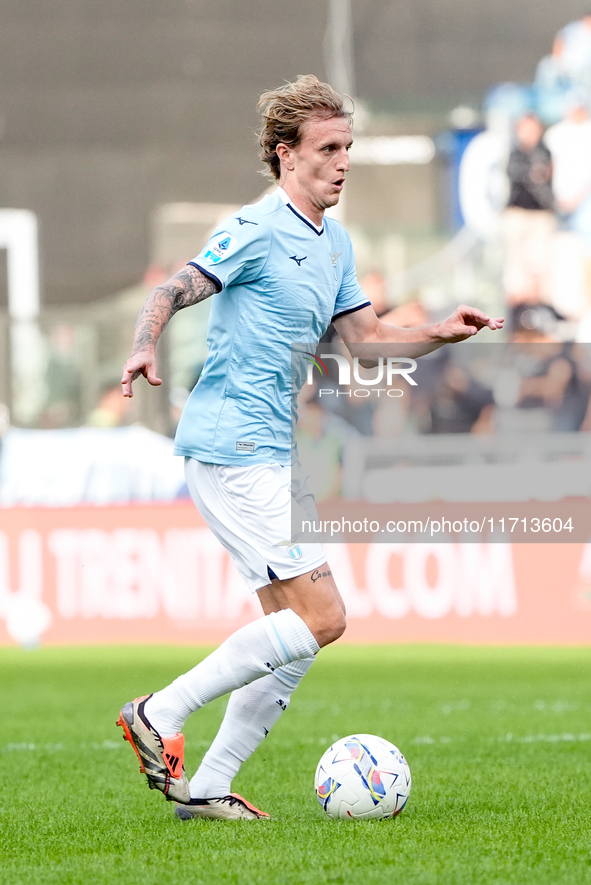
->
[[502, 114, 555, 306], [424, 354, 494, 434], [545, 99, 591, 239], [516, 348, 587, 432], [87, 382, 133, 427], [536, 14, 591, 102], [495, 304, 589, 431], [545, 98, 591, 317]]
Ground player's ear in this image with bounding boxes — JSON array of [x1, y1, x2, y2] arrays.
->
[[276, 143, 294, 171]]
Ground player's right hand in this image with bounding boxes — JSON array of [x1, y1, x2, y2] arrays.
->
[[121, 351, 162, 397]]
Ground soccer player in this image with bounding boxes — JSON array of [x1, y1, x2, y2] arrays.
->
[[118, 75, 503, 820]]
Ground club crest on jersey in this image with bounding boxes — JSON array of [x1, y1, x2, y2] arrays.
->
[[204, 232, 237, 264], [330, 251, 341, 280], [287, 544, 303, 561]]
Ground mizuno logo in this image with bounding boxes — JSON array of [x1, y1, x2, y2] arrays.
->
[[290, 255, 307, 266], [236, 217, 258, 226]]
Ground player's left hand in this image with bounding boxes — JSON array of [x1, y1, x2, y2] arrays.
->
[[435, 305, 504, 343]]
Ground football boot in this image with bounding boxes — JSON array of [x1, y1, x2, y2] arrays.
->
[[116, 694, 190, 803], [175, 793, 269, 820]]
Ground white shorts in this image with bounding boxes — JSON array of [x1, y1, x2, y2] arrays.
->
[[184, 459, 327, 593]]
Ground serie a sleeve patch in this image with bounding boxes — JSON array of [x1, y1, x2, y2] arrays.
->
[[202, 232, 238, 264]]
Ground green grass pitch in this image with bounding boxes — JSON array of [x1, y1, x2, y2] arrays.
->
[[1, 643, 590, 885]]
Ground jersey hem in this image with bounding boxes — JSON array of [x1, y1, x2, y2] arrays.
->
[[174, 447, 291, 467]]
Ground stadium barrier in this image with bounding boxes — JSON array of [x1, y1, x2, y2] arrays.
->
[[0, 503, 589, 646]]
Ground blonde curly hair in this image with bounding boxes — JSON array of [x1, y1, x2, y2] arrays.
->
[[257, 74, 351, 181]]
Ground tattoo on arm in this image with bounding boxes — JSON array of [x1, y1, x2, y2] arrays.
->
[[131, 265, 217, 354]]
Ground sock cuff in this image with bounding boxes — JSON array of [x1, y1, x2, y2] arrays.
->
[[264, 610, 319, 664], [274, 655, 315, 688]]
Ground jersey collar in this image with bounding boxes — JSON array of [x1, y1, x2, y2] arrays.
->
[[276, 187, 325, 236]]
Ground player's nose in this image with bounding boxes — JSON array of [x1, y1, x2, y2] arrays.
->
[[337, 147, 350, 172]]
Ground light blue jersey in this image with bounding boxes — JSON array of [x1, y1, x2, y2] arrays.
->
[[173, 189, 369, 465]]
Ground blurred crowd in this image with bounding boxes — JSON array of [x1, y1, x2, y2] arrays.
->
[[17, 14, 591, 443], [296, 15, 591, 471], [497, 13, 591, 329], [503, 100, 591, 324], [299, 11, 591, 500], [296, 326, 591, 500]]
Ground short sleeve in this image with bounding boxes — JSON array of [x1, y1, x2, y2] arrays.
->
[[331, 233, 370, 321], [188, 213, 270, 291]]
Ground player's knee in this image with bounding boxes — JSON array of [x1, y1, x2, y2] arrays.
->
[[315, 607, 347, 647], [331, 610, 347, 642]]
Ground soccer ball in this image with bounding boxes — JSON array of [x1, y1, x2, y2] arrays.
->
[[315, 734, 411, 820]]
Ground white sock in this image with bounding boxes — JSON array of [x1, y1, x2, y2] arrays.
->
[[189, 656, 315, 798], [144, 610, 318, 736]]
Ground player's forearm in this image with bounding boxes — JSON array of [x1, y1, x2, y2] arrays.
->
[[352, 308, 502, 359], [130, 265, 217, 355], [351, 320, 446, 361], [377, 320, 446, 354]]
